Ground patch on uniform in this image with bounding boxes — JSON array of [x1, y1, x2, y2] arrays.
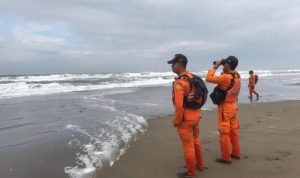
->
[[175, 83, 182, 90]]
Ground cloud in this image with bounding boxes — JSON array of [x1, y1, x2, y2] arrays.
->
[[0, 0, 300, 74], [12, 23, 65, 45]]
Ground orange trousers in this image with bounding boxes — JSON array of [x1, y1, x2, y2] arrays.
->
[[218, 103, 240, 161], [249, 86, 258, 97], [177, 120, 204, 176]]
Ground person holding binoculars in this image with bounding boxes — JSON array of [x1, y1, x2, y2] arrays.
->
[[205, 56, 241, 164]]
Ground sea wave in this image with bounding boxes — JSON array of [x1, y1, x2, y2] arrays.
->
[[0, 69, 299, 98]]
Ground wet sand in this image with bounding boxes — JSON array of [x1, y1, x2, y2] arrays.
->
[[99, 101, 300, 178], [0, 132, 77, 178]]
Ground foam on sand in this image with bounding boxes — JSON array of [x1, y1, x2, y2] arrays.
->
[[64, 113, 147, 178]]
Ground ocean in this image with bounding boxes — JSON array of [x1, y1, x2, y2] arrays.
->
[[0, 69, 300, 178]]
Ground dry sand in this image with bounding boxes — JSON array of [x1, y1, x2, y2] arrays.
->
[[98, 101, 300, 178]]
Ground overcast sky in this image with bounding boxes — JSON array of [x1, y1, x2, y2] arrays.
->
[[0, 0, 300, 74]]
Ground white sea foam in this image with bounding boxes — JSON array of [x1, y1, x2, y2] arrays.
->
[[0, 70, 299, 99], [0, 77, 173, 98], [64, 113, 147, 178]]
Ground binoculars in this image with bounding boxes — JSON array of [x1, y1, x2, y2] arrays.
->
[[213, 59, 226, 65]]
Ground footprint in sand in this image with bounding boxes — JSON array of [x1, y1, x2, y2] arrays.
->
[[265, 151, 292, 162], [205, 148, 211, 152], [265, 156, 281, 161], [243, 155, 249, 159], [257, 120, 262, 124], [276, 151, 292, 158], [203, 141, 212, 144], [241, 124, 252, 130], [267, 112, 273, 117]]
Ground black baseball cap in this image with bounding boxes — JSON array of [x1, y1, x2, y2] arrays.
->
[[167, 54, 188, 66], [225, 56, 238, 70]]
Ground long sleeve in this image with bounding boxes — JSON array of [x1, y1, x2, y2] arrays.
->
[[173, 81, 185, 126], [205, 68, 225, 85]]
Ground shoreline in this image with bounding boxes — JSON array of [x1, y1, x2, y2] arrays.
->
[[98, 100, 300, 178], [1, 98, 299, 178]]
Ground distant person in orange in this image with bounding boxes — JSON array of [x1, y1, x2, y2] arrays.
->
[[248, 70, 259, 100], [205, 56, 241, 164], [168, 54, 205, 178]]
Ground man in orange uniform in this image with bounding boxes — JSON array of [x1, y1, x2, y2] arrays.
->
[[205, 56, 241, 164], [168, 54, 204, 178], [248, 70, 259, 100]]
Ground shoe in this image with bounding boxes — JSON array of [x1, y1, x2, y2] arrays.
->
[[177, 172, 195, 178], [256, 94, 259, 100], [184, 165, 207, 172], [197, 166, 208, 172], [231, 154, 241, 160], [215, 158, 232, 164]]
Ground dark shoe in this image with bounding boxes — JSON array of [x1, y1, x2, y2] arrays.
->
[[231, 154, 241, 160], [184, 165, 208, 172], [256, 94, 259, 100], [197, 166, 208, 172], [177, 172, 195, 178], [215, 158, 232, 164]]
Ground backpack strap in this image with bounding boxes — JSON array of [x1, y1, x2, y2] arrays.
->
[[225, 72, 236, 92], [177, 74, 193, 94]]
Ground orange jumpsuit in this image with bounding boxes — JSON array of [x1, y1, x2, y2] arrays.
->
[[249, 75, 258, 97], [205, 68, 241, 161], [173, 71, 204, 176]]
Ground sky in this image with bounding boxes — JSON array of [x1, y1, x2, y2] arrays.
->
[[0, 0, 300, 74]]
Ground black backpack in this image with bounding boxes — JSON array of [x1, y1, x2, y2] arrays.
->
[[181, 74, 208, 109]]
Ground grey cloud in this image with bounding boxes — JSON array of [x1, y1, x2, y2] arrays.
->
[[0, 0, 300, 74]]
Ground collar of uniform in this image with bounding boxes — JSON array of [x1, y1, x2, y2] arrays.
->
[[179, 70, 190, 77], [175, 70, 189, 79]]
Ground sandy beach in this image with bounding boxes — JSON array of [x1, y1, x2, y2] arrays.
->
[[2, 0, 300, 177], [98, 100, 300, 178], [1, 87, 300, 178]]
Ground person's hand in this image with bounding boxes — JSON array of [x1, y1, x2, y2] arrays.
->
[[214, 60, 222, 69]]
